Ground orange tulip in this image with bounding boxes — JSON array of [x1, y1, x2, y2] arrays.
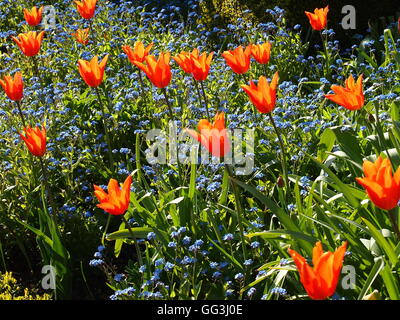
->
[[325, 75, 364, 111], [0, 72, 23, 101], [192, 50, 214, 81], [75, 0, 97, 20], [133, 52, 172, 88], [78, 55, 109, 88], [12, 31, 45, 57], [250, 42, 272, 64], [71, 28, 90, 45], [222, 45, 251, 74], [122, 41, 153, 64], [241, 73, 279, 113], [186, 112, 230, 158], [94, 175, 132, 216], [289, 241, 347, 300], [305, 6, 329, 31], [19, 124, 47, 157], [173, 50, 196, 74], [356, 156, 400, 210], [173, 48, 213, 81], [24, 6, 43, 26]]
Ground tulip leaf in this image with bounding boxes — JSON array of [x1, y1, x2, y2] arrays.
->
[[106, 227, 153, 241], [207, 237, 243, 271], [114, 222, 126, 258], [246, 230, 317, 244], [357, 256, 384, 300], [380, 262, 400, 300], [307, 155, 360, 208], [317, 127, 335, 162], [361, 218, 398, 266]]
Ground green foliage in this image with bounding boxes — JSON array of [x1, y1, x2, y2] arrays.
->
[[199, 0, 400, 48], [1, 0, 400, 301], [0, 272, 50, 300]]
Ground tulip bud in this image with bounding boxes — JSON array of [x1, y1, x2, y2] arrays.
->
[[362, 290, 381, 300], [277, 176, 285, 188]]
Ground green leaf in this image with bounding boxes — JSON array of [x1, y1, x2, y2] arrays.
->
[[357, 256, 384, 300], [246, 230, 318, 244], [114, 222, 126, 258], [218, 166, 229, 205], [362, 218, 398, 266], [188, 162, 196, 200], [391, 101, 400, 122], [331, 126, 363, 166], [231, 177, 313, 254], [307, 155, 360, 208], [207, 237, 243, 270], [380, 262, 400, 300], [317, 128, 335, 162], [106, 227, 153, 241]]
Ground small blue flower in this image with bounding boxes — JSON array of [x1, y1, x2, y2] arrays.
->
[[280, 259, 289, 266], [244, 259, 253, 266], [223, 233, 234, 241], [114, 274, 125, 282], [247, 287, 256, 297], [147, 232, 156, 240], [168, 241, 177, 248], [182, 236, 191, 245], [155, 258, 165, 267], [178, 226, 187, 234], [225, 289, 234, 297], [250, 241, 260, 249], [89, 259, 104, 267], [139, 265, 147, 273], [234, 273, 244, 281], [271, 287, 287, 296], [164, 262, 175, 272]]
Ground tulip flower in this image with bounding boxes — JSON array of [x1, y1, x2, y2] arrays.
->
[[24, 6, 43, 26], [94, 175, 132, 215], [305, 6, 329, 31], [122, 41, 153, 64], [19, 124, 47, 157], [241, 73, 279, 113], [173, 48, 213, 81], [173, 50, 195, 74], [186, 112, 230, 158], [325, 74, 364, 111], [78, 55, 109, 88], [289, 241, 347, 300], [71, 28, 90, 45], [222, 45, 251, 74], [192, 50, 214, 81], [12, 31, 45, 57], [134, 52, 172, 88], [75, 0, 97, 20], [0, 72, 23, 101], [356, 156, 400, 210], [250, 42, 272, 65]]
